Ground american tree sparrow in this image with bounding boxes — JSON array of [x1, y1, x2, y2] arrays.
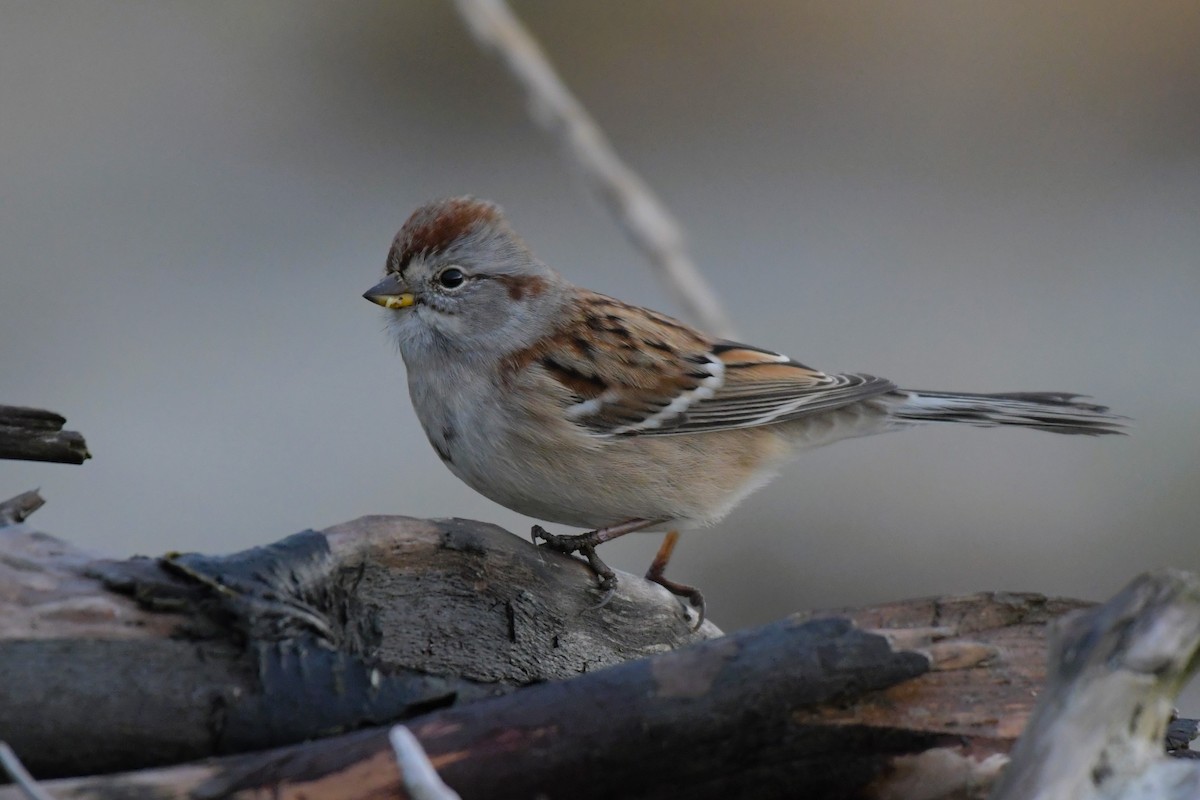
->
[[365, 197, 1123, 623]]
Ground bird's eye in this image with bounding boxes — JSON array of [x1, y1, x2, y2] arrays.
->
[[436, 267, 466, 289]]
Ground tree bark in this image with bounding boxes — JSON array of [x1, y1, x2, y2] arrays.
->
[[3, 502, 1198, 799], [0, 512, 718, 778], [0, 489, 44, 525], [15, 615, 935, 800], [992, 569, 1200, 800], [0, 405, 90, 464]]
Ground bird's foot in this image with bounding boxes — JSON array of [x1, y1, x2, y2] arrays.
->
[[531, 525, 619, 605], [645, 530, 706, 630]]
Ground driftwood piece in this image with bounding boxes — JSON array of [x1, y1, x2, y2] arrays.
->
[[992, 569, 1200, 800], [0, 490, 44, 526], [1, 511, 1095, 798], [0, 514, 718, 778], [5, 505, 1197, 798], [20, 615, 934, 800], [0, 406, 90, 464], [0, 586, 1102, 800]]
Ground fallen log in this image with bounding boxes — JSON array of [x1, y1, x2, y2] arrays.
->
[[19, 614, 935, 800], [0, 511, 717, 778], [2, 497, 1197, 798]]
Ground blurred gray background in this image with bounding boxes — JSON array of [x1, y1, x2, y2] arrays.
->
[[2, 2, 1198, 643]]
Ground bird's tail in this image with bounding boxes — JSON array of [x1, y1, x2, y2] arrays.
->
[[889, 390, 1126, 436]]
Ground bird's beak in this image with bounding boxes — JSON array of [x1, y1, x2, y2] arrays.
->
[[363, 275, 415, 309]]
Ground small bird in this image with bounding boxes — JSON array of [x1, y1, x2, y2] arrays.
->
[[364, 197, 1123, 623]]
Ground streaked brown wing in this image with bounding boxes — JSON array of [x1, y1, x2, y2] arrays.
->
[[504, 292, 723, 435], [508, 294, 896, 437], [632, 341, 896, 435]]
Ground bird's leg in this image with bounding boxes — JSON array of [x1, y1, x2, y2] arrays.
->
[[645, 530, 706, 629], [531, 518, 664, 607]]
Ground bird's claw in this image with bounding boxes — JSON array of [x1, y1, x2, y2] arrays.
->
[[530, 525, 621, 602]]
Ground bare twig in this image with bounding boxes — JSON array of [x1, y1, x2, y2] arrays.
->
[[389, 726, 462, 800], [0, 490, 45, 527], [452, 0, 735, 338], [0, 742, 56, 800]]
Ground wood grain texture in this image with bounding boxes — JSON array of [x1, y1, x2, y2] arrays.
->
[[992, 569, 1200, 800], [7, 616, 932, 800], [0, 405, 90, 464], [4, 514, 1196, 799], [0, 515, 718, 778]]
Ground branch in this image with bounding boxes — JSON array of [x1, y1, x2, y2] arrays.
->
[[6, 511, 1196, 797], [0, 506, 1097, 797], [0, 515, 717, 778], [452, 0, 735, 338], [8, 585, 1133, 799], [0, 743, 54, 800], [389, 726, 462, 800], [0, 490, 45, 527], [0, 405, 90, 464], [7, 615, 935, 799], [993, 568, 1200, 799]]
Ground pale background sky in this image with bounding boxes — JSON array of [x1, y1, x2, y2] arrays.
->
[[2, 2, 1198, 658]]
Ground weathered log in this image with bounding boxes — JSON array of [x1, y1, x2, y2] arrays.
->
[[1, 513, 1093, 798], [5, 505, 1197, 798], [0, 585, 1103, 800], [0, 405, 90, 464], [0, 514, 718, 778], [992, 569, 1200, 799], [11, 615, 934, 800]]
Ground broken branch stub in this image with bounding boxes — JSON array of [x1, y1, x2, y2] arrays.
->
[[0, 405, 90, 464], [992, 568, 1200, 800]]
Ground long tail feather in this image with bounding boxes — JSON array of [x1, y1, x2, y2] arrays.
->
[[891, 390, 1126, 436]]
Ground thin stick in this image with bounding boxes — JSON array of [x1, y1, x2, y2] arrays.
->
[[0, 490, 45, 528], [452, 0, 736, 338], [0, 742, 56, 800], [389, 725, 462, 800]]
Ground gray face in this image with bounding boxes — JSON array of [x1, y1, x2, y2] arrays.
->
[[388, 250, 536, 350], [373, 204, 568, 364]]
